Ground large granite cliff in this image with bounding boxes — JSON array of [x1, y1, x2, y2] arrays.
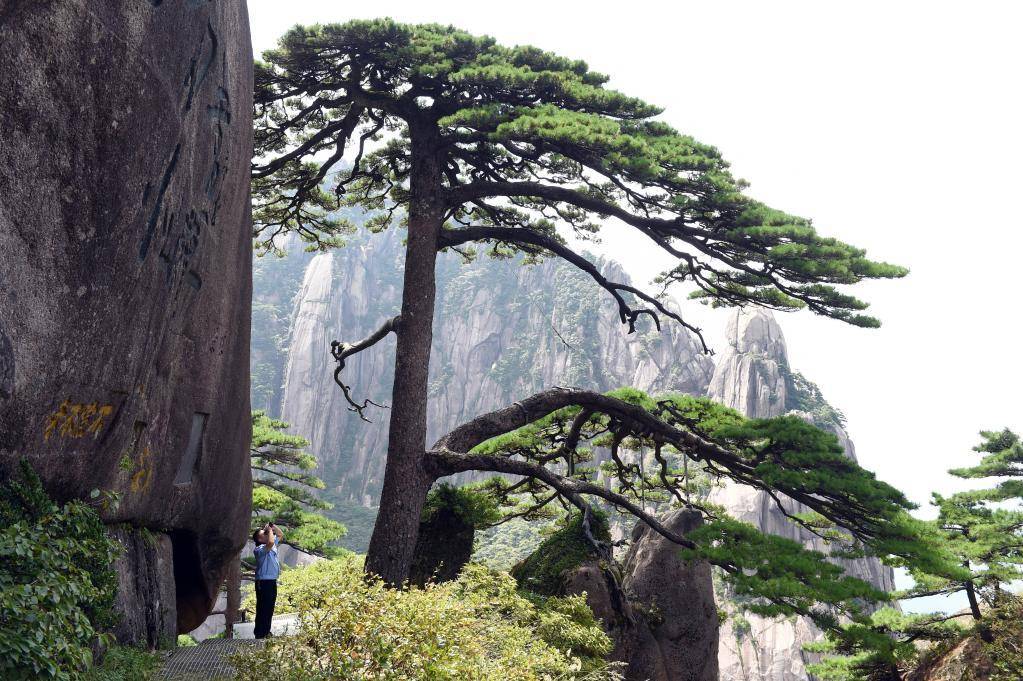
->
[[0, 0, 254, 644]]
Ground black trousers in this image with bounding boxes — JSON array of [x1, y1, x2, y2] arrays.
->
[[254, 579, 278, 639]]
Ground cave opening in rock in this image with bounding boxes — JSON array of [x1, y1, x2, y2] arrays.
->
[[169, 529, 209, 633]]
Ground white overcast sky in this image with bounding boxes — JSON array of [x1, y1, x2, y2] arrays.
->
[[248, 1, 1023, 605]]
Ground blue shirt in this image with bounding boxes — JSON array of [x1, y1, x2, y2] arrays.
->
[[253, 536, 280, 581]]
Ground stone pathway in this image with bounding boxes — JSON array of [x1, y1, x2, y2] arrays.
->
[[157, 613, 298, 674], [160, 614, 298, 679], [227, 613, 299, 640], [158, 638, 258, 680]]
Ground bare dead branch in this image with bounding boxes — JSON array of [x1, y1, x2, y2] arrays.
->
[[330, 315, 401, 421]]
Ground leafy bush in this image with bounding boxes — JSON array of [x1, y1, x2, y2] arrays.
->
[[0, 460, 120, 680], [233, 555, 620, 680], [81, 646, 159, 681]]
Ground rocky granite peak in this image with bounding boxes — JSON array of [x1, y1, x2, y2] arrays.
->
[[709, 308, 895, 681], [707, 308, 790, 419]]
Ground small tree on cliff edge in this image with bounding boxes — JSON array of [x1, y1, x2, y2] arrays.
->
[[905, 429, 1023, 635], [253, 19, 908, 585]]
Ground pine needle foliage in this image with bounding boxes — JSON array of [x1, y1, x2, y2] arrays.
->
[[907, 429, 1023, 621], [250, 411, 346, 557], [253, 19, 906, 331], [809, 428, 1023, 680], [457, 389, 956, 632]]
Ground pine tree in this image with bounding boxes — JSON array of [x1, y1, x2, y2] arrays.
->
[[909, 429, 1023, 631], [250, 411, 346, 558], [809, 429, 1023, 679], [253, 19, 908, 584]]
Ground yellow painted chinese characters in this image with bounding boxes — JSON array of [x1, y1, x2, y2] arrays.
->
[[43, 400, 114, 441]]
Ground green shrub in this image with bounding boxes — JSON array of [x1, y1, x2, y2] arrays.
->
[[176, 634, 197, 648], [422, 482, 503, 528], [81, 646, 159, 681], [985, 594, 1023, 680], [0, 460, 120, 680], [232, 555, 620, 680]]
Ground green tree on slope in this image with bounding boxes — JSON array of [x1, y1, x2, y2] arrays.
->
[[808, 428, 1023, 680], [253, 19, 908, 585]]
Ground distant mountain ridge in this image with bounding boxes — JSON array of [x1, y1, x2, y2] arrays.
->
[[254, 228, 712, 503]]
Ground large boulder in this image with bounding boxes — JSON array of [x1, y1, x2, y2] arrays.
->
[[619, 509, 719, 681], [560, 510, 718, 681], [563, 560, 647, 667], [0, 0, 253, 641]]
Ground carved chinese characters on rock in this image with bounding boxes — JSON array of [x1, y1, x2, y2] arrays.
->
[[138, 21, 232, 297]]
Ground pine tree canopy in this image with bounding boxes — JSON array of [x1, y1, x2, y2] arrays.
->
[[253, 19, 907, 346]]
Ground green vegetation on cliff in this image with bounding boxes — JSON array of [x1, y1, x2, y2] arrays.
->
[[511, 513, 610, 596], [807, 428, 1023, 680]]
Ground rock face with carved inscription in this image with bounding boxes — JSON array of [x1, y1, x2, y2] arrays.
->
[[0, 0, 254, 644]]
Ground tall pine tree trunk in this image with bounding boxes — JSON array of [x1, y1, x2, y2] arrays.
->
[[364, 126, 443, 585]]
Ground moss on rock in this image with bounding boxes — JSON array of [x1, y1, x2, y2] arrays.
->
[[512, 513, 611, 596]]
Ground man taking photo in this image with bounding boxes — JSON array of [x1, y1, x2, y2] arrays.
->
[[252, 521, 283, 639]]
